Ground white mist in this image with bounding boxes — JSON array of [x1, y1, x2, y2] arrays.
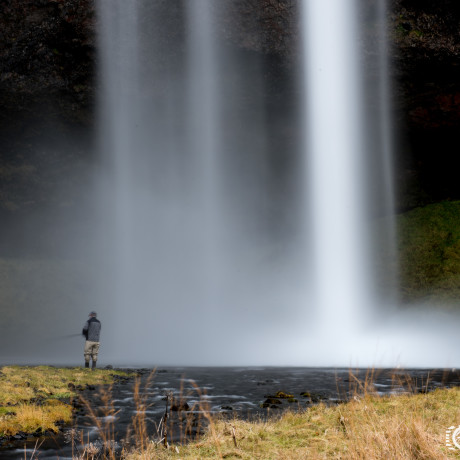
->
[[91, 0, 460, 368]]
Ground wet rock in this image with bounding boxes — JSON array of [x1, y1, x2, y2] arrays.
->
[[265, 398, 282, 405], [170, 400, 190, 412], [264, 391, 294, 399], [261, 398, 282, 408], [300, 391, 328, 403], [136, 368, 150, 376], [12, 431, 27, 440], [260, 403, 281, 409], [415, 386, 436, 394], [311, 392, 329, 403], [85, 384, 96, 391], [275, 391, 294, 399], [112, 375, 131, 384], [72, 399, 83, 408], [221, 405, 234, 411], [189, 416, 201, 427]]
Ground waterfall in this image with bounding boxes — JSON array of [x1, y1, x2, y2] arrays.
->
[[298, 0, 460, 367], [299, 0, 410, 363], [95, 0, 460, 366], [303, 0, 371, 335], [97, 0, 203, 359], [186, 0, 222, 311], [96, 0, 300, 364]]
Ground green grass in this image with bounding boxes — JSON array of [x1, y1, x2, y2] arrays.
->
[[397, 200, 460, 304]]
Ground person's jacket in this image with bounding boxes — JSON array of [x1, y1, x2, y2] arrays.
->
[[82, 317, 101, 342]]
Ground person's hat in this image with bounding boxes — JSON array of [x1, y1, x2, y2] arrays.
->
[[89, 311, 97, 317]]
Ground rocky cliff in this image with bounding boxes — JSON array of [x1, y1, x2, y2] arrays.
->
[[1, 0, 459, 215]]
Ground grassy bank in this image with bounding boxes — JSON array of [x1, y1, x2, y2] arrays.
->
[[125, 386, 460, 459], [0, 366, 129, 436], [2, 367, 458, 459]]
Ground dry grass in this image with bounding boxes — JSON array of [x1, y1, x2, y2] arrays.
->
[[122, 384, 460, 459], [0, 365, 130, 436], [0, 400, 72, 436]]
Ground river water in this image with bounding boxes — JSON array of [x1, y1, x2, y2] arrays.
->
[[2, 367, 460, 459]]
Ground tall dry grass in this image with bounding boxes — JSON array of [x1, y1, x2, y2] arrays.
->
[[112, 369, 460, 460], [73, 371, 223, 459]]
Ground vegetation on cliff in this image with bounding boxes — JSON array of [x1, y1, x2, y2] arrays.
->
[[397, 201, 460, 304]]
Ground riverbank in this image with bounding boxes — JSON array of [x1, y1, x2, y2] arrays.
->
[[0, 366, 458, 458], [0, 366, 130, 442], [126, 385, 460, 459]]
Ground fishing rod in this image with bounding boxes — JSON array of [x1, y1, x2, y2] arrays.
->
[[55, 333, 83, 339]]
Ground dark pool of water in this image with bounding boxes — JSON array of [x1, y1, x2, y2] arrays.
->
[[3, 367, 460, 459]]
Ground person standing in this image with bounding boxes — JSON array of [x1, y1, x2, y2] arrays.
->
[[82, 311, 101, 369]]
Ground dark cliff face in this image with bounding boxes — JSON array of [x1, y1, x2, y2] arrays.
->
[[390, 0, 460, 208], [0, 0, 96, 218], [0, 0, 459, 218], [0, 0, 96, 114]]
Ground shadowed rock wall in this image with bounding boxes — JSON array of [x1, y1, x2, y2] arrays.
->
[[0, 0, 459, 226]]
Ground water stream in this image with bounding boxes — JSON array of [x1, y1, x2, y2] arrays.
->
[[4, 367, 460, 459]]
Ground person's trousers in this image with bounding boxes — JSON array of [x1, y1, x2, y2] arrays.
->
[[84, 340, 100, 363]]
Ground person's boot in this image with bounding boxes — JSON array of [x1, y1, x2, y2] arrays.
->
[[85, 361, 90, 368], [92, 361, 97, 370]]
